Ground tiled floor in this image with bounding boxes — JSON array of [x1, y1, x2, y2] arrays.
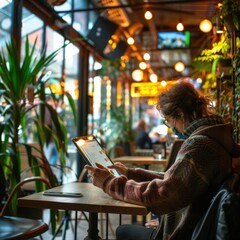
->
[[40, 210, 135, 240]]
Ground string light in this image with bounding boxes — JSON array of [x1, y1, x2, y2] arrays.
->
[[144, 10, 152, 20], [139, 62, 147, 70], [176, 20, 184, 31], [143, 52, 151, 61], [132, 69, 143, 81], [127, 37, 134, 45], [149, 73, 158, 83]]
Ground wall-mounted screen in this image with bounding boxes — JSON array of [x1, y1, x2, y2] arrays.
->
[[157, 31, 190, 49]]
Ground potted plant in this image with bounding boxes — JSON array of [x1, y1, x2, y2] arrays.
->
[[97, 104, 135, 158], [0, 36, 76, 217], [95, 59, 135, 157]]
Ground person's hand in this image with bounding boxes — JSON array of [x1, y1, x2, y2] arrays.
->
[[85, 163, 113, 189], [108, 162, 128, 176]]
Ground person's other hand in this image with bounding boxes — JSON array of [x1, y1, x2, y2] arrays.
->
[[108, 162, 128, 176], [85, 163, 113, 189]]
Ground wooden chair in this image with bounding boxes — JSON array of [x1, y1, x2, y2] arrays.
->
[[0, 171, 51, 240]]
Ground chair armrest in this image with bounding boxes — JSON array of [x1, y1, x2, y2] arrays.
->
[[0, 176, 51, 216]]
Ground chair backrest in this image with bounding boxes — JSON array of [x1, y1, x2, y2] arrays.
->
[[164, 139, 184, 172], [78, 168, 89, 183], [191, 174, 240, 239]]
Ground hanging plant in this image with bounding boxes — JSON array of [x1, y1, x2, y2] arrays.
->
[[219, 0, 240, 32], [194, 32, 231, 88]]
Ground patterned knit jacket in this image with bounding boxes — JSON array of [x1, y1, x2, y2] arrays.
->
[[101, 116, 240, 240]]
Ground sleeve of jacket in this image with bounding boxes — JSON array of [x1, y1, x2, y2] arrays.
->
[[101, 136, 229, 215]]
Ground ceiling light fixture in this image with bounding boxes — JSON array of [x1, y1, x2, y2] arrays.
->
[[199, 19, 213, 33], [176, 20, 184, 32], [144, 10, 152, 20]]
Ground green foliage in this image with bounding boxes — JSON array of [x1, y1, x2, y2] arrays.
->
[[232, 48, 240, 140], [97, 104, 135, 157], [0, 36, 76, 200], [194, 32, 231, 88], [219, 0, 240, 30]]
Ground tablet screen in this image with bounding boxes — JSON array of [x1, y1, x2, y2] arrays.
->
[[72, 136, 120, 177]]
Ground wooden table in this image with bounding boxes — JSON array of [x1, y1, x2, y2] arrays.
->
[[18, 182, 148, 240], [113, 155, 168, 169]]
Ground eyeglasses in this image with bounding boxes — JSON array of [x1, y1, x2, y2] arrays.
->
[[163, 119, 171, 128], [163, 117, 176, 128]]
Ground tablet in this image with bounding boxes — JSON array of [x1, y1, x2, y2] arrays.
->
[[72, 135, 120, 177]]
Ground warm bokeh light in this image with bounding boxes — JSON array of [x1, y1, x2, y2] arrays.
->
[[143, 52, 151, 61], [196, 77, 202, 84], [176, 21, 184, 31], [174, 61, 185, 72], [144, 10, 152, 20], [139, 61, 147, 70], [132, 69, 143, 81], [127, 37, 134, 45], [160, 80, 167, 87], [199, 19, 212, 33], [149, 73, 158, 83]]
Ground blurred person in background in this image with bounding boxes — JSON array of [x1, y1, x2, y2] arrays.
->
[[134, 118, 152, 149]]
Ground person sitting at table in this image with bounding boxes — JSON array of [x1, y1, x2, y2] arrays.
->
[[85, 81, 240, 240], [134, 118, 152, 149]]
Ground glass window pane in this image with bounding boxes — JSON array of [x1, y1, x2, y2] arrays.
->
[[64, 42, 79, 141], [46, 27, 64, 79], [0, 0, 13, 45], [22, 7, 43, 38], [54, 0, 72, 25]]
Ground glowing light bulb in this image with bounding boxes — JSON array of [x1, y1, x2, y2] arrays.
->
[[144, 11, 152, 20], [127, 37, 134, 45], [174, 62, 185, 72], [150, 73, 158, 83], [143, 52, 151, 61], [132, 69, 143, 81], [199, 19, 212, 33], [176, 21, 184, 31], [139, 62, 147, 70]]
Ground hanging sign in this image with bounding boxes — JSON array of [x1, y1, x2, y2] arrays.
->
[[131, 82, 176, 98]]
